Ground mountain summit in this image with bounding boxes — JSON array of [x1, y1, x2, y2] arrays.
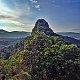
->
[[32, 19, 55, 36]]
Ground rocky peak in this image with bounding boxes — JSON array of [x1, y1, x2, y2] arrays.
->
[[32, 19, 55, 36]]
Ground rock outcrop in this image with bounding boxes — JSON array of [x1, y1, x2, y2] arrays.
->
[[32, 19, 57, 36]]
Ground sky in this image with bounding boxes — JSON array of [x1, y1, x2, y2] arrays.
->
[[0, 0, 80, 32]]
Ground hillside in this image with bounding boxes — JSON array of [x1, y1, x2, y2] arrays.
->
[[0, 19, 80, 80]]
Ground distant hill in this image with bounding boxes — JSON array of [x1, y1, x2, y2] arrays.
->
[[0, 30, 31, 53], [0, 29, 31, 38], [0, 29, 8, 33], [57, 32, 80, 40]]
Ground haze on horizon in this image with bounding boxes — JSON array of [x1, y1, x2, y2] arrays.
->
[[0, 0, 80, 32]]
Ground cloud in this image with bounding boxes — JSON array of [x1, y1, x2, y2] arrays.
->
[[35, 5, 40, 10], [29, 0, 40, 10], [0, 0, 42, 32], [13, 0, 31, 16], [0, 0, 30, 22], [0, 10, 18, 19], [0, 0, 32, 18], [0, 19, 25, 26], [0, 15, 12, 19], [29, 0, 38, 4], [0, 1, 18, 18]]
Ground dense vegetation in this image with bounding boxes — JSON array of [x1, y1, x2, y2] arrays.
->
[[0, 38, 24, 59], [0, 32, 80, 80]]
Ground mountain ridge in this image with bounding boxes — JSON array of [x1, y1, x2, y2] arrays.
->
[[0, 29, 31, 33], [0, 29, 30, 38]]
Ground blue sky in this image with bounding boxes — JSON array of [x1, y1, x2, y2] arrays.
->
[[0, 0, 80, 32]]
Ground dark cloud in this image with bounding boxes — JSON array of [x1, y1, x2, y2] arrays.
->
[[0, 15, 12, 19]]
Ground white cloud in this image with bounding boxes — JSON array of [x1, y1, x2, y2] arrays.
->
[[0, 19, 25, 26], [0, 0, 18, 18], [35, 5, 40, 10], [13, 0, 32, 16], [29, 0, 38, 4], [29, 0, 40, 10]]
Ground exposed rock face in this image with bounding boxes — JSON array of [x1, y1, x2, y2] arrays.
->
[[32, 19, 55, 36]]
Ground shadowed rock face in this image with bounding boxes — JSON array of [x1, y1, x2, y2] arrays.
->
[[32, 19, 56, 36]]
